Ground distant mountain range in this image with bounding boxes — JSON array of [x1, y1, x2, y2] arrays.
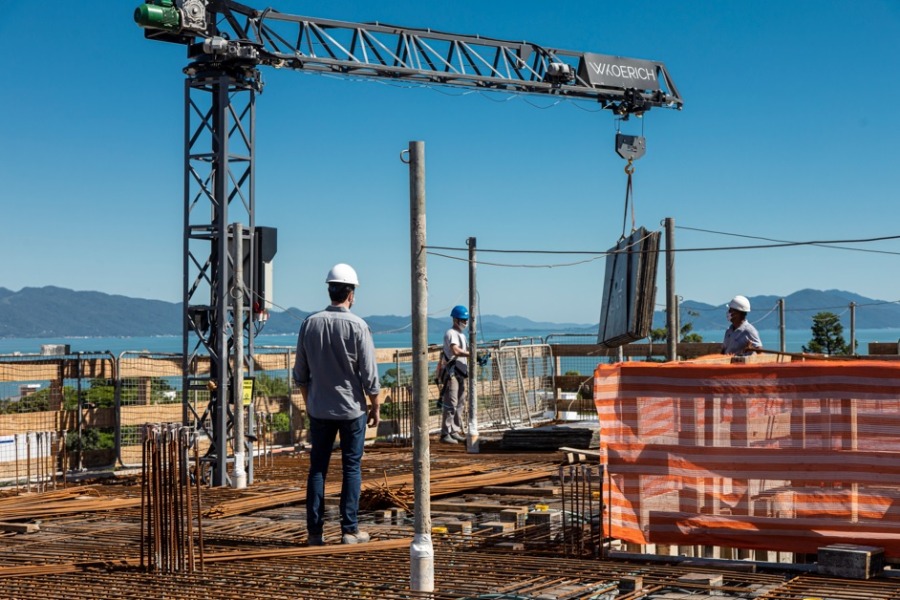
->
[[0, 286, 897, 338], [661, 289, 900, 332], [0, 286, 592, 338]]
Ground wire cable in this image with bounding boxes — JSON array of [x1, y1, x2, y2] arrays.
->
[[673, 227, 900, 255]]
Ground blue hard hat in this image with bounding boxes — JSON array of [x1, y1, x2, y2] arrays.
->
[[451, 305, 469, 320]]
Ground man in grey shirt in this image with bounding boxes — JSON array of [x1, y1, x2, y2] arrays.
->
[[722, 295, 762, 356], [293, 263, 380, 545]]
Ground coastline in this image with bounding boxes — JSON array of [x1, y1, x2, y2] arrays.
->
[[1, 327, 898, 357]]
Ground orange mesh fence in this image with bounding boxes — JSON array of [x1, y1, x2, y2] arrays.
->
[[594, 360, 900, 557]]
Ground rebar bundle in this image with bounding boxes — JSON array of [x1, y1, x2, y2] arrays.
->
[[559, 462, 605, 559], [140, 424, 204, 573]]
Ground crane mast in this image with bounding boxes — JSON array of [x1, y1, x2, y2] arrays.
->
[[136, 0, 682, 486]]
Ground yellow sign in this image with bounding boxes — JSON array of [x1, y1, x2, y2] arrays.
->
[[242, 379, 255, 406]]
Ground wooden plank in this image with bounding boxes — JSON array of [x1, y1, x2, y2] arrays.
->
[[479, 485, 558, 497], [549, 342, 722, 360], [119, 404, 184, 427], [558, 446, 603, 464], [429, 501, 530, 514], [869, 342, 899, 356], [0, 361, 62, 382], [119, 356, 183, 377], [375, 346, 442, 364]]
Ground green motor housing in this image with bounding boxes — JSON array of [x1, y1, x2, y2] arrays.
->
[[134, 2, 182, 32]]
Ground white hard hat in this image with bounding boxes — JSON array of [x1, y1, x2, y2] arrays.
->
[[728, 295, 751, 313], [325, 263, 359, 286]]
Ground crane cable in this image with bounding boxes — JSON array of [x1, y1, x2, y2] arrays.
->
[[614, 116, 645, 239], [620, 158, 636, 240]]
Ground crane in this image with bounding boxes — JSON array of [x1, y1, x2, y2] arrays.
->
[[135, 0, 683, 487]]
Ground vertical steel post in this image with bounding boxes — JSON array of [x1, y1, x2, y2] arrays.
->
[[850, 301, 857, 355], [779, 298, 786, 353], [467, 237, 480, 452], [76, 352, 83, 472], [233, 224, 247, 489], [182, 65, 259, 486], [211, 77, 231, 487], [665, 218, 677, 361], [407, 141, 434, 592]]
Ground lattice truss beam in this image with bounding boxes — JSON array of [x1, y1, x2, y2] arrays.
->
[[149, 0, 683, 117]]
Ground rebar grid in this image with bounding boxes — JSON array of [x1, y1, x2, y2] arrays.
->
[[3, 449, 900, 599], [8, 545, 900, 599]]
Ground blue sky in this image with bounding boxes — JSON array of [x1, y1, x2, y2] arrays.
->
[[2, 1, 899, 325]]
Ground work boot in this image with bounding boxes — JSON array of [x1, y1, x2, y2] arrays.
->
[[341, 530, 370, 544], [307, 532, 325, 546], [450, 432, 466, 442], [439, 434, 458, 444]]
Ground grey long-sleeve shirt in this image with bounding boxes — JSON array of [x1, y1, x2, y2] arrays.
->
[[722, 321, 763, 356], [292, 305, 380, 420]]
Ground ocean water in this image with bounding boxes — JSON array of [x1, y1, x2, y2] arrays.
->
[[1, 328, 898, 356]]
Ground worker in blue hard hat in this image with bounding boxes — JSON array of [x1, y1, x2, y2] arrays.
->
[[722, 295, 762, 356], [438, 305, 471, 444]]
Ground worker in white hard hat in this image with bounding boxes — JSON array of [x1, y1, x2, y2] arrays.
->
[[293, 263, 380, 546], [721, 295, 763, 356]]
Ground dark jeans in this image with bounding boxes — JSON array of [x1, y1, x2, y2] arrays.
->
[[306, 413, 367, 535]]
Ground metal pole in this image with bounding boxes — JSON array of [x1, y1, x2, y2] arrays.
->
[[779, 298, 786, 353], [211, 77, 231, 487], [76, 352, 83, 472], [850, 301, 857, 355], [467, 237, 480, 453], [675, 296, 682, 346], [664, 218, 677, 361], [406, 141, 434, 592], [232, 224, 247, 489]]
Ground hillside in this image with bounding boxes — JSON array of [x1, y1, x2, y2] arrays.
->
[[0, 287, 592, 338], [0, 286, 897, 338], [655, 289, 900, 331]]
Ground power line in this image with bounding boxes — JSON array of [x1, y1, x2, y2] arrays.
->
[[668, 298, 900, 314], [675, 226, 900, 256], [426, 232, 900, 258]]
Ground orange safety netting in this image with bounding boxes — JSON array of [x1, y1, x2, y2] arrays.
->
[[593, 359, 900, 557]]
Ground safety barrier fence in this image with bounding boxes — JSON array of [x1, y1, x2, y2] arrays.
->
[[594, 359, 900, 559], [0, 342, 560, 478], [5, 342, 896, 485], [372, 342, 558, 446]]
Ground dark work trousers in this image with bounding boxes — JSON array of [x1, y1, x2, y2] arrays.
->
[[306, 413, 367, 535]]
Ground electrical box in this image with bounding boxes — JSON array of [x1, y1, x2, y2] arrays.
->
[[254, 226, 277, 319]]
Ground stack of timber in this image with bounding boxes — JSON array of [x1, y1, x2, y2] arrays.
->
[[500, 422, 599, 452]]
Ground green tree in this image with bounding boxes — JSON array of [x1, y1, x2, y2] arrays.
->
[[255, 372, 291, 397], [381, 367, 411, 388], [802, 311, 851, 355], [0, 392, 50, 414], [84, 378, 116, 408], [66, 427, 115, 452], [648, 319, 704, 344], [678, 321, 704, 343], [267, 412, 291, 432], [649, 327, 667, 342]]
